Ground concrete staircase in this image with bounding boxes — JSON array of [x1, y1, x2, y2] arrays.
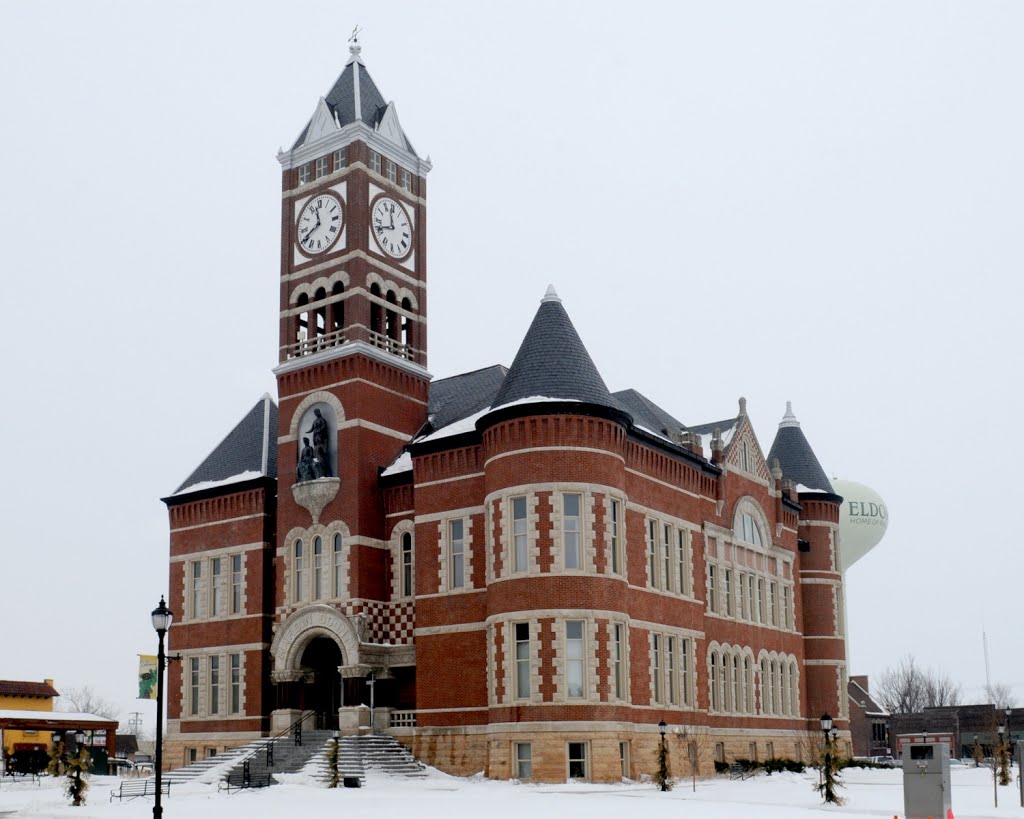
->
[[163, 740, 265, 784], [222, 729, 336, 785], [309, 734, 428, 784]]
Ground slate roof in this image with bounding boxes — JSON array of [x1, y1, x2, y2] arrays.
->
[[293, 59, 416, 155], [172, 395, 278, 496], [613, 389, 684, 438], [766, 402, 834, 493], [424, 364, 508, 435], [0, 680, 59, 698], [489, 289, 629, 420]]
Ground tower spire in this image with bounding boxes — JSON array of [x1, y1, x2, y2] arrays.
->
[[347, 25, 363, 64]]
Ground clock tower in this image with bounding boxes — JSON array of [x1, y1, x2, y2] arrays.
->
[[269, 36, 430, 723]]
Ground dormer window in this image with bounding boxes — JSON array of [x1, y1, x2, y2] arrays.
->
[[298, 164, 310, 186], [370, 151, 382, 175], [315, 157, 328, 179]]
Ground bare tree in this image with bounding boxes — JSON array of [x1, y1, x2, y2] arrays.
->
[[876, 654, 962, 714], [57, 685, 120, 721], [675, 725, 714, 791], [984, 682, 1018, 710]]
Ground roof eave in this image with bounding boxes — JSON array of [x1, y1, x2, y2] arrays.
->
[[162, 474, 276, 506]]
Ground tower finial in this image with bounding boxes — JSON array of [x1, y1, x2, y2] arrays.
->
[[779, 400, 800, 428], [542, 284, 561, 304], [348, 25, 363, 62]]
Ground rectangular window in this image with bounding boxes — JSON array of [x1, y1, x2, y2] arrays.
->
[[315, 156, 327, 178], [231, 554, 242, 614], [370, 150, 382, 174], [707, 564, 717, 613], [230, 653, 241, 714], [515, 622, 530, 699], [209, 656, 220, 716], [191, 561, 202, 619], [333, 149, 346, 172], [677, 529, 688, 594], [566, 620, 585, 698], [619, 741, 630, 779], [563, 494, 581, 569], [652, 634, 662, 703], [647, 520, 657, 587], [450, 519, 465, 589], [783, 586, 792, 629], [747, 575, 756, 621], [514, 742, 532, 779], [715, 742, 725, 763], [314, 537, 324, 600], [568, 742, 588, 780], [386, 159, 397, 183], [662, 524, 672, 592], [723, 569, 732, 616], [667, 636, 677, 705], [400, 168, 412, 192], [769, 581, 778, 627], [333, 534, 344, 597], [738, 572, 747, 619], [210, 557, 222, 616], [512, 496, 528, 572], [757, 577, 766, 622], [681, 638, 691, 705], [609, 499, 621, 574], [293, 540, 303, 602], [189, 657, 200, 716], [297, 164, 310, 185], [612, 623, 625, 700], [187, 748, 197, 764]]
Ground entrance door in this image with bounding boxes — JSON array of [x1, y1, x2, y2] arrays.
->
[[300, 637, 342, 730]]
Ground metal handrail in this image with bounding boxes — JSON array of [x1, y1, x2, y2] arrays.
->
[[231, 711, 312, 772]]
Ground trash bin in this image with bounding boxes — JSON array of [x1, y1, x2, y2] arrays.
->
[[343, 776, 361, 788], [901, 741, 951, 819]]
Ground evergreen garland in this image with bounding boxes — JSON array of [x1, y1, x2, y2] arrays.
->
[[324, 736, 341, 788], [65, 747, 90, 807], [813, 737, 845, 806]]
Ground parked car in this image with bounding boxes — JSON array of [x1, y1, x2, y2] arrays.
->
[[868, 755, 898, 768]]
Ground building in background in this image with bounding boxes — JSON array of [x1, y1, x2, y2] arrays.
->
[[162, 40, 851, 781], [847, 675, 889, 758], [0, 679, 59, 754]]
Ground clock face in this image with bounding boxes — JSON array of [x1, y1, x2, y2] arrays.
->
[[296, 193, 344, 255], [371, 197, 413, 258]]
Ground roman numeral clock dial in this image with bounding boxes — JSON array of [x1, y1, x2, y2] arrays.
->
[[371, 196, 413, 259], [296, 193, 344, 255]]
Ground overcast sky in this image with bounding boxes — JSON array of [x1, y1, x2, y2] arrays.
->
[[1, 1, 1021, 729]]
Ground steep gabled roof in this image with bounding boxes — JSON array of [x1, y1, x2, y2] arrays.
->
[[767, 401, 834, 493], [292, 48, 417, 155], [848, 677, 889, 716], [171, 395, 278, 497], [489, 287, 628, 420]]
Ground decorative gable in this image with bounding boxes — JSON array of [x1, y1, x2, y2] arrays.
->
[[303, 97, 338, 145], [376, 101, 406, 149], [724, 414, 771, 484]]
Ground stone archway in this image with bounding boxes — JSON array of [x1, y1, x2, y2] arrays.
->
[[269, 605, 364, 732]]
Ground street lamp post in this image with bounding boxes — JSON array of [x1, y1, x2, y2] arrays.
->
[[657, 720, 669, 792], [994, 724, 1004, 807], [151, 596, 174, 819]]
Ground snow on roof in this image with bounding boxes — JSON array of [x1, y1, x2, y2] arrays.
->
[[172, 469, 264, 496], [417, 397, 584, 444], [381, 451, 412, 477], [0, 709, 116, 724], [796, 483, 828, 494]]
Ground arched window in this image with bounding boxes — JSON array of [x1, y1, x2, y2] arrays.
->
[[400, 296, 412, 349], [385, 290, 400, 340], [772, 661, 782, 714], [293, 539, 304, 603], [760, 658, 770, 714], [313, 536, 323, 599], [718, 653, 728, 713], [370, 283, 383, 335], [738, 513, 763, 548], [745, 657, 754, 713], [781, 660, 790, 715], [330, 281, 345, 337], [332, 533, 344, 598], [732, 654, 742, 714], [401, 532, 414, 598], [710, 651, 719, 711], [296, 293, 310, 351], [313, 287, 327, 340], [789, 661, 800, 716]]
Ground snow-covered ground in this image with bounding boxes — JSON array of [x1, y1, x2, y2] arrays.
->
[[1, 765, 1022, 819]]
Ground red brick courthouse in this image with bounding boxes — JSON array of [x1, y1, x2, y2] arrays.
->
[[162, 42, 849, 781]]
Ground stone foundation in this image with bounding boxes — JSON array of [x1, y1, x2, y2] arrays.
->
[[162, 735, 259, 771]]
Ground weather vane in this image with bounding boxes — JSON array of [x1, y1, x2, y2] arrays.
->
[[349, 25, 362, 57]]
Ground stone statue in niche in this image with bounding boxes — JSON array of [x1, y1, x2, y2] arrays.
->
[[296, 437, 318, 482], [305, 408, 331, 478]]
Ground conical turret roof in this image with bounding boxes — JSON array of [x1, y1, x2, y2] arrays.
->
[[489, 287, 628, 419], [766, 401, 834, 493]]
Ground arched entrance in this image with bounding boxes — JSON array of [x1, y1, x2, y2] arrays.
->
[[300, 637, 342, 729]]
